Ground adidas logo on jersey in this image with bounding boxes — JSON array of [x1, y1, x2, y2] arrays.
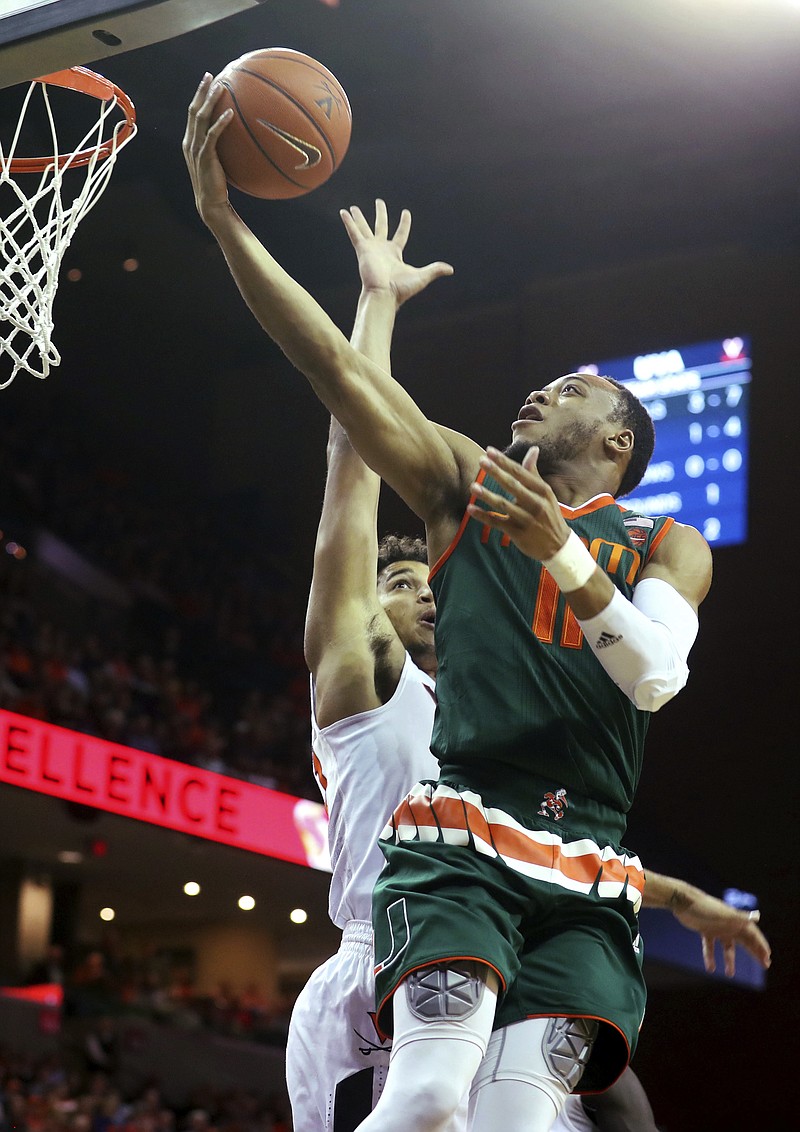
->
[[595, 630, 622, 648]]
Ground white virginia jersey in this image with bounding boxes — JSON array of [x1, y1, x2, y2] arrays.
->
[[311, 652, 438, 928], [552, 1097, 596, 1132]]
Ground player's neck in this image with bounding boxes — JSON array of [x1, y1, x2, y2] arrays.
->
[[546, 462, 617, 507]]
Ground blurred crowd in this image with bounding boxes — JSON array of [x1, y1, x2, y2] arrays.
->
[[0, 1043, 290, 1132], [37, 943, 293, 1045], [0, 411, 316, 801]]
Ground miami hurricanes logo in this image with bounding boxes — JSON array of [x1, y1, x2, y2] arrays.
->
[[374, 899, 410, 976], [538, 788, 569, 821], [623, 514, 655, 547]]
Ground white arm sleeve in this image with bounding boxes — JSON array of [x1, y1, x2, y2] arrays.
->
[[576, 577, 699, 713]]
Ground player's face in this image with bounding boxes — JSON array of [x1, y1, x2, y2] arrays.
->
[[508, 373, 619, 468], [377, 561, 436, 657]]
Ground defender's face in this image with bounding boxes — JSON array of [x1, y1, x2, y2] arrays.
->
[[510, 373, 619, 448], [377, 560, 436, 651]]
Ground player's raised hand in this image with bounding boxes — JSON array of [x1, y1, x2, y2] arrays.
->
[[341, 198, 453, 307], [467, 445, 571, 562], [183, 73, 232, 221]]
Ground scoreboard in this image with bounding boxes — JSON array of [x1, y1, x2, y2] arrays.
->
[[577, 336, 751, 547]]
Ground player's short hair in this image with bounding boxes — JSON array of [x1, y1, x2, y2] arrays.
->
[[604, 377, 655, 498], [377, 534, 428, 578]]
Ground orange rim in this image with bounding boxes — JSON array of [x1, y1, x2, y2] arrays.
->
[[7, 66, 137, 174]]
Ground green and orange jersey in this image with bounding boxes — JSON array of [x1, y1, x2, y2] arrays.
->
[[428, 470, 674, 838]]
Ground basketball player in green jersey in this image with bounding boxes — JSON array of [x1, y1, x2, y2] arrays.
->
[[185, 78, 713, 1131], [307, 199, 770, 1132]]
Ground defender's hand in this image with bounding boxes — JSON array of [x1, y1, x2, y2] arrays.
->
[[340, 198, 453, 307], [183, 74, 233, 222]]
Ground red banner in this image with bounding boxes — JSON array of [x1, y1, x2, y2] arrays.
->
[[0, 983, 63, 1006], [0, 709, 330, 871]]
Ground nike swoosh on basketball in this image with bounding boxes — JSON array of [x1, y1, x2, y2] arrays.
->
[[256, 120, 322, 169]]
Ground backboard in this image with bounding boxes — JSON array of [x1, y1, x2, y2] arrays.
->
[[0, 0, 271, 90]]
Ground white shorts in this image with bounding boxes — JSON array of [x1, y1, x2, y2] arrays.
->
[[286, 920, 391, 1131]]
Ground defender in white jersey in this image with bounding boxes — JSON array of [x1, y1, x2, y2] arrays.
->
[[289, 653, 438, 1127], [311, 655, 437, 935], [284, 202, 454, 1131]]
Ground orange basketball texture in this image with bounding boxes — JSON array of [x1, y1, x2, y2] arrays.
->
[[214, 48, 351, 199]]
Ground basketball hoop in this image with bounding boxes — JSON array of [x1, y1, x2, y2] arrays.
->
[[0, 67, 137, 387]]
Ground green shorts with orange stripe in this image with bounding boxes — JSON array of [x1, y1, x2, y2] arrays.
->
[[371, 780, 646, 1094]]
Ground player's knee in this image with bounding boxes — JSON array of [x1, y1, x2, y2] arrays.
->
[[382, 962, 496, 1128], [400, 1065, 468, 1130]]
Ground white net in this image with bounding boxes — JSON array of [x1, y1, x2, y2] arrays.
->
[[0, 73, 137, 388]]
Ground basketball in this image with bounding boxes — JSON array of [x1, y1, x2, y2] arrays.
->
[[213, 48, 351, 200]]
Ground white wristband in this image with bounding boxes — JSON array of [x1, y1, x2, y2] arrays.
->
[[541, 530, 596, 593]]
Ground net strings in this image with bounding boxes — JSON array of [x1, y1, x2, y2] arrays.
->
[[0, 81, 136, 386]]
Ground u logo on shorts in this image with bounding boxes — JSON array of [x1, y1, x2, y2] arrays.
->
[[374, 898, 410, 976]]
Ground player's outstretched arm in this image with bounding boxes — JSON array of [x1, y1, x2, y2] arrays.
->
[[304, 413, 385, 730], [643, 870, 772, 977], [306, 203, 451, 727], [183, 77, 476, 527]]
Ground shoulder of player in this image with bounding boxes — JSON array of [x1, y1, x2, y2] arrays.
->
[[643, 519, 713, 608], [650, 518, 712, 566], [305, 591, 391, 675]]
